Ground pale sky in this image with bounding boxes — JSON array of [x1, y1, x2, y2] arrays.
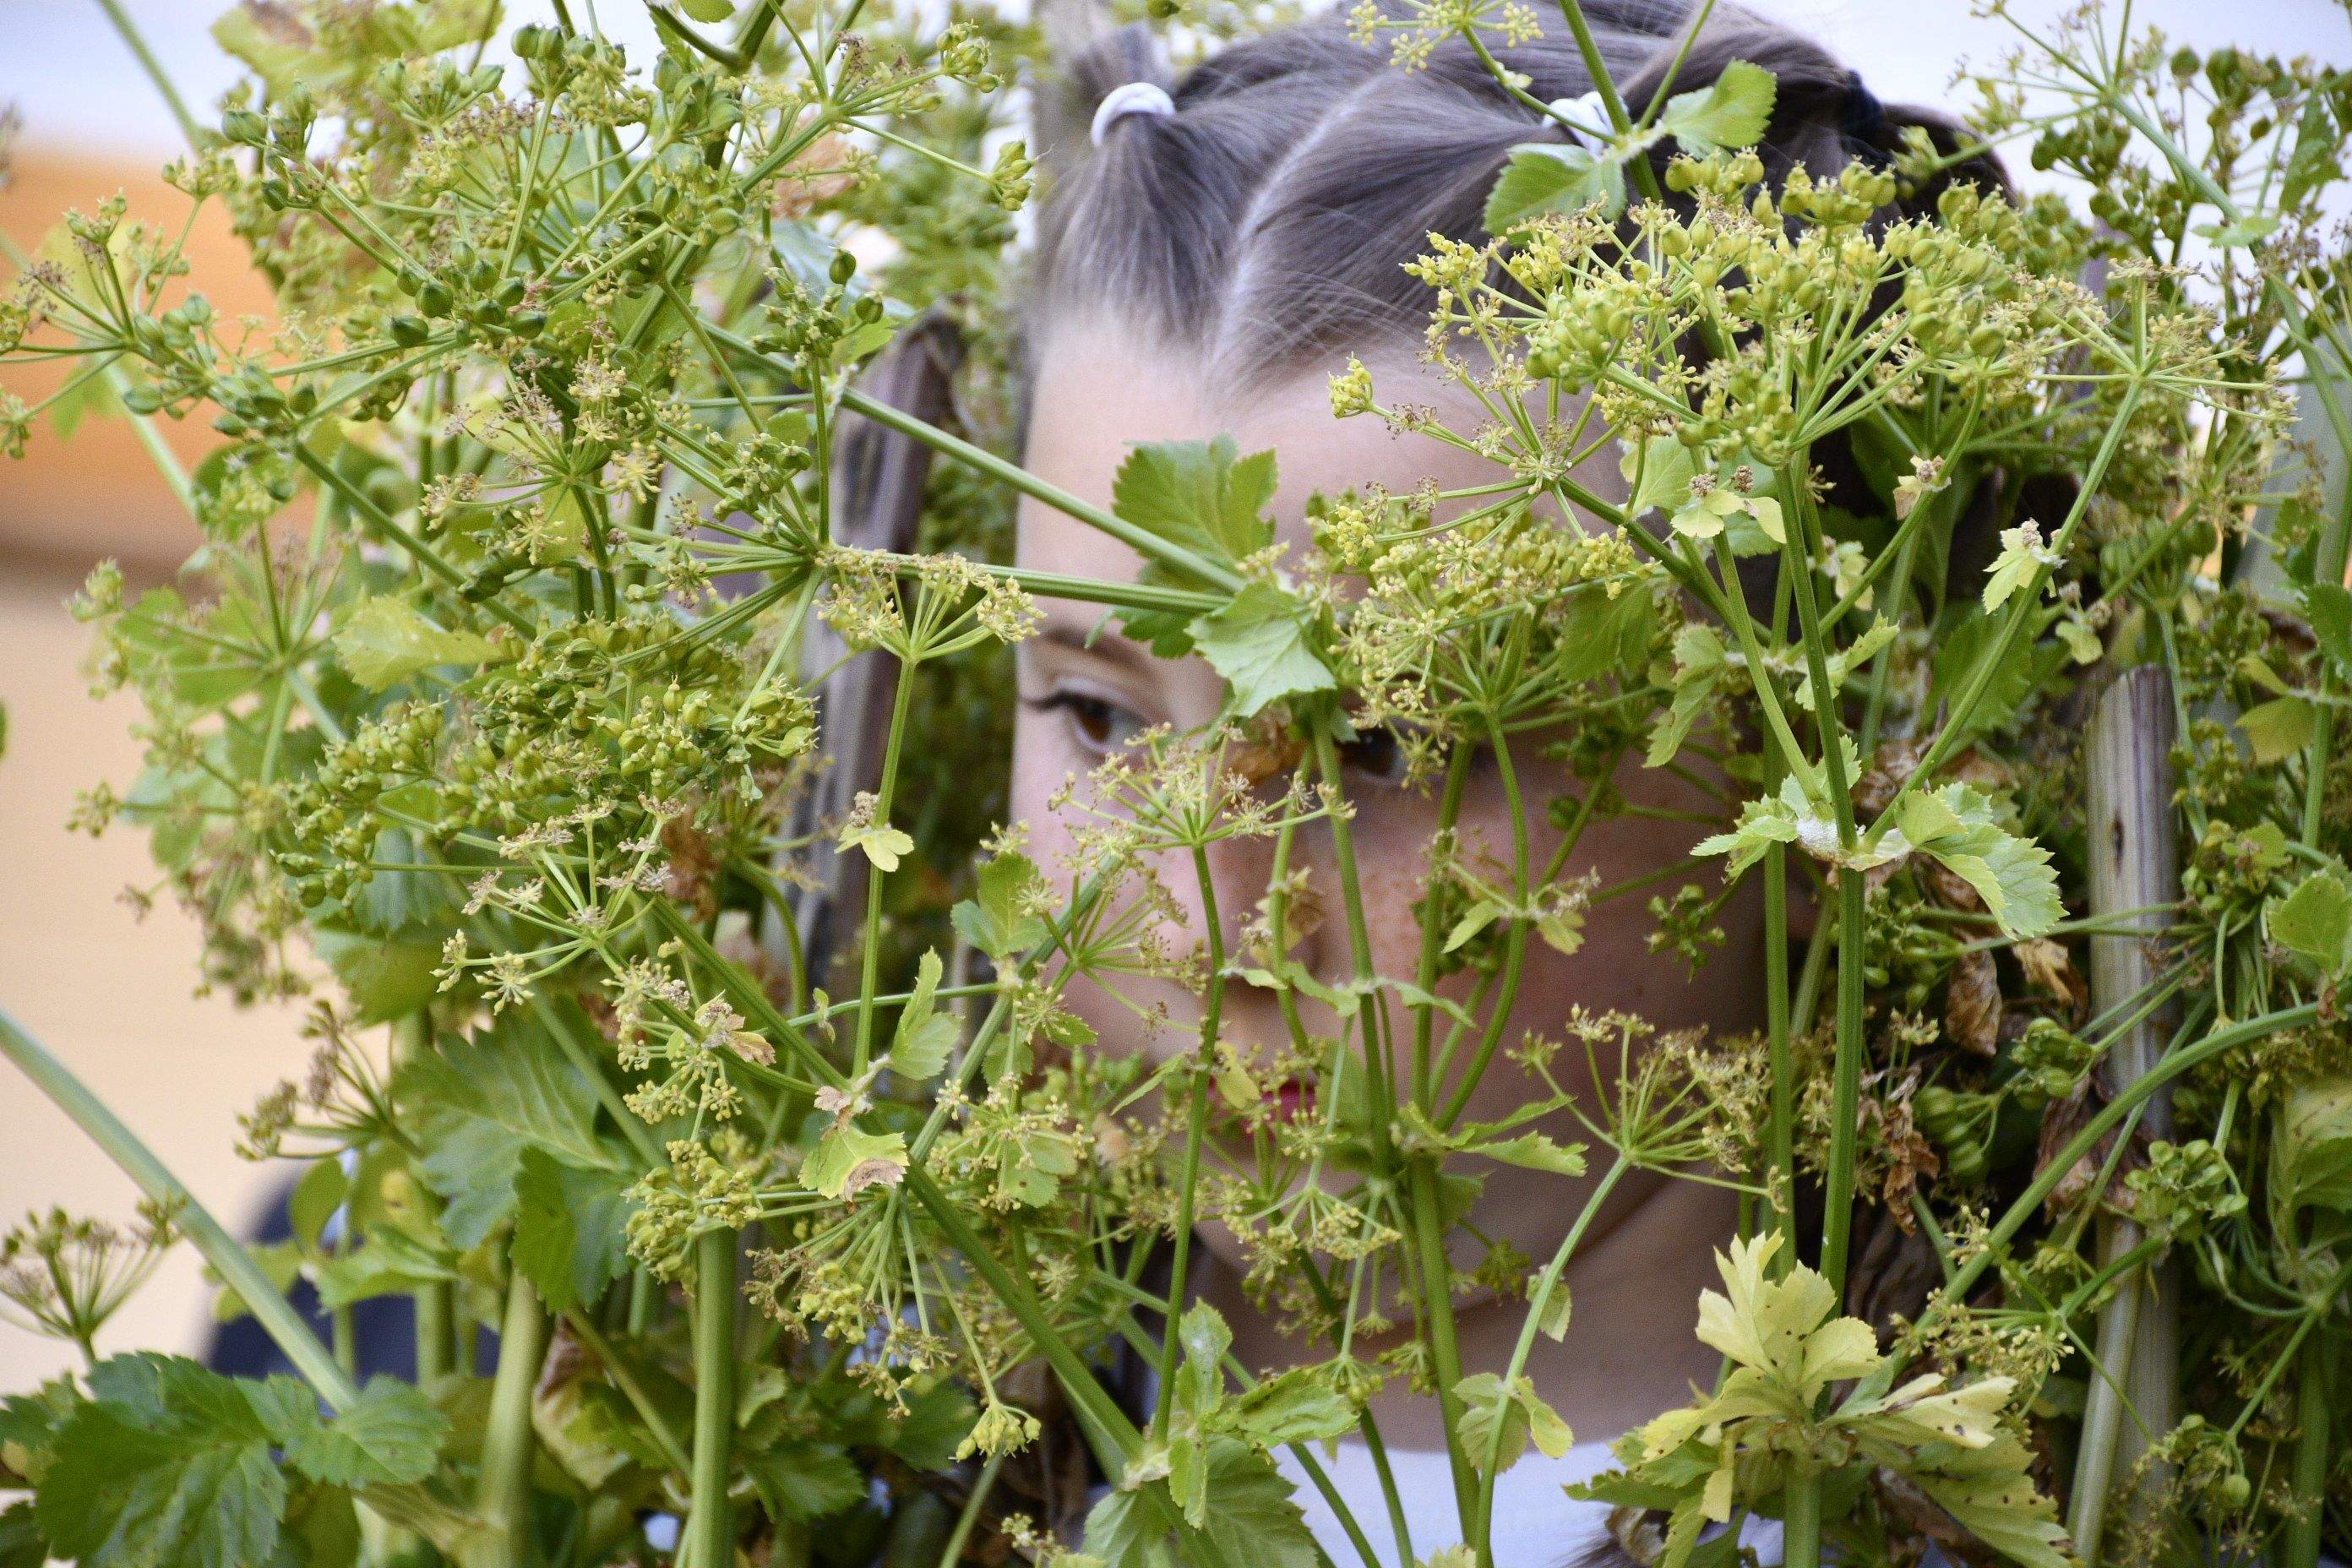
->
[[8, 0, 2345, 162]]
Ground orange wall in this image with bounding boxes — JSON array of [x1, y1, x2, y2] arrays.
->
[[3, 144, 303, 1386]]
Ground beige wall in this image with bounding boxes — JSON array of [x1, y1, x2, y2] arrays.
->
[[3, 144, 303, 1386]]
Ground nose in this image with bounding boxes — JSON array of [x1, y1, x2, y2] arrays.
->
[[1194, 812, 1346, 1023]]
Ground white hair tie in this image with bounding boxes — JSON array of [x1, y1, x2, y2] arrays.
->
[[1552, 89, 1613, 155], [1092, 81, 1177, 146]]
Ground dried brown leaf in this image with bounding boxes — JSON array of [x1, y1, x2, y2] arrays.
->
[[1945, 948, 2002, 1056], [2013, 936, 2088, 1020]]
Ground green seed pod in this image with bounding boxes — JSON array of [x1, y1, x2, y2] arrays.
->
[[390, 314, 430, 347], [418, 280, 455, 318]]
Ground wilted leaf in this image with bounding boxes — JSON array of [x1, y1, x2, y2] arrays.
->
[[1943, 949, 2001, 1057]]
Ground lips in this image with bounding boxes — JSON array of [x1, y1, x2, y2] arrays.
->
[[1266, 1076, 1316, 1123]]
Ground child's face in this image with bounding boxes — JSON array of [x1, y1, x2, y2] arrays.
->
[[1009, 327, 1770, 1280]]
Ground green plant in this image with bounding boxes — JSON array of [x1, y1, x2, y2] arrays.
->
[[3, 3, 2351, 1567]]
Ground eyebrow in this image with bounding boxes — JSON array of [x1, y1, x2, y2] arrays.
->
[[1032, 615, 1155, 678]]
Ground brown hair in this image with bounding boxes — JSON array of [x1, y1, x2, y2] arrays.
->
[[1026, 0, 2001, 399]]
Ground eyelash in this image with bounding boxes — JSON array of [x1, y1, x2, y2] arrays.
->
[[1027, 688, 1146, 755]]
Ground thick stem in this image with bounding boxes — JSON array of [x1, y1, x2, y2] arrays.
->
[[476, 1269, 548, 1568], [1817, 870, 1867, 1293], [0, 1008, 361, 1409], [852, 657, 920, 1075], [1407, 1162, 1478, 1530], [1473, 1157, 1630, 1565], [1783, 1462, 1823, 1568], [685, 1228, 738, 1568], [2284, 1337, 2333, 1568], [832, 384, 1239, 591], [91, 0, 204, 150], [394, 1013, 453, 1385], [1153, 848, 1224, 1438], [1762, 847, 1795, 1261]]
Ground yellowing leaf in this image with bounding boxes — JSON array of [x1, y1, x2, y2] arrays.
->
[[803, 1124, 906, 1200], [334, 598, 505, 691], [840, 821, 915, 873]]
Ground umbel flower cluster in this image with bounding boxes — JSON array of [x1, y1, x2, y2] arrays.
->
[[2, 3, 2350, 1568]]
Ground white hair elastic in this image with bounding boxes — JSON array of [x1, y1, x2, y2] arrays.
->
[[1092, 81, 1177, 146], [1552, 89, 1613, 154]]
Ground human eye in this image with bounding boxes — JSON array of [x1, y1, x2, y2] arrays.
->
[[1337, 720, 1412, 787], [1028, 683, 1150, 758]]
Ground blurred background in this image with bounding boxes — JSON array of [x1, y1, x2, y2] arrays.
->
[[2, 0, 2344, 1390]]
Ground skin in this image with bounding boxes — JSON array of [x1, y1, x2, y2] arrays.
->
[[1011, 321, 1767, 1450]]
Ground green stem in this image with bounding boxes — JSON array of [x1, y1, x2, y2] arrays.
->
[[853, 658, 920, 1075], [2283, 1334, 2332, 1568], [1783, 1462, 1823, 1568], [0, 1007, 361, 1409], [1941, 1003, 2319, 1304], [1473, 1157, 1629, 1565], [685, 1228, 738, 1568], [936, 1451, 1004, 1567], [394, 1013, 454, 1385], [1153, 848, 1224, 1438], [1762, 844, 1795, 1260], [92, 0, 204, 151], [476, 1269, 547, 1568], [831, 384, 1240, 592], [1407, 1164, 1478, 1531], [1818, 870, 1868, 1292]]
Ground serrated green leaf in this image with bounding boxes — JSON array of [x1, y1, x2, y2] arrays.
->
[[1188, 582, 1336, 719], [1658, 59, 1776, 153], [803, 1124, 907, 1200], [313, 1226, 455, 1311], [1620, 436, 1697, 521], [2240, 694, 2318, 765], [1475, 1130, 1589, 1176], [1228, 1369, 1356, 1447], [1484, 141, 1627, 232], [1892, 782, 2064, 939], [1455, 1372, 1574, 1475], [890, 949, 957, 1081], [511, 1146, 633, 1313], [2282, 93, 2338, 210], [395, 1015, 618, 1248], [1110, 437, 1278, 586], [2268, 868, 2352, 978], [311, 924, 443, 1025], [0, 1500, 48, 1568], [35, 1356, 286, 1568], [333, 597, 504, 691], [2274, 1076, 2352, 1214], [1081, 1440, 1318, 1568], [1443, 898, 1504, 954], [951, 851, 1049, 960], [746, 1442, 864, 1524], [2306, 582, 2352, 680], [272, 1376, 447, 1487]]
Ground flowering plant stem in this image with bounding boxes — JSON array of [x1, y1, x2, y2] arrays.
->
[[687, 1228, 738, 1568], [0, 1006, 360, 1411]]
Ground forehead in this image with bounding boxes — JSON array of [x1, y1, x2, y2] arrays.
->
[[1014, 331, 1510, 585]]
